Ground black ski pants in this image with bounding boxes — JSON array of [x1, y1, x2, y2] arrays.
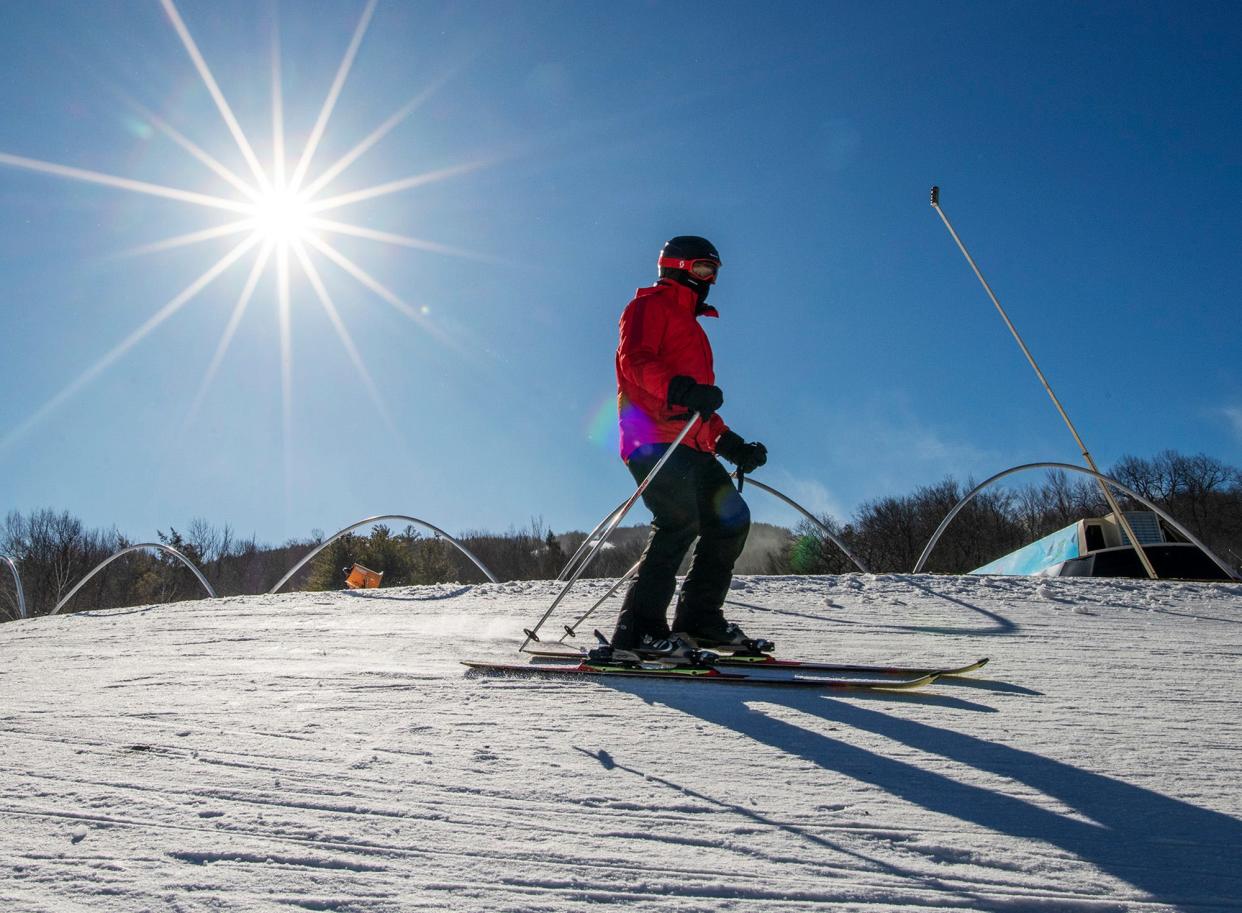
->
[[612, 443, 750, 648]]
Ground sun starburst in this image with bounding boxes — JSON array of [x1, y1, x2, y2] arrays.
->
[[0, 0, 492, 457], [249, 185, 315, 248]]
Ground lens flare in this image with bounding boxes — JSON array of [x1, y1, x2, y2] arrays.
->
[[586, 395, 618, 449]]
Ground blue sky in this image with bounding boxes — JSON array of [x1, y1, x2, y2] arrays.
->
[[1, 0, 1240, 544]]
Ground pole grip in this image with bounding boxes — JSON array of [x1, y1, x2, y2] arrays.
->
[[930, 185, 940, 207]]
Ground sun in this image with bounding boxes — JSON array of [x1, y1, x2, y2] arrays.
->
[[249, 184, 314, 247], [0, 0, 496, 456]]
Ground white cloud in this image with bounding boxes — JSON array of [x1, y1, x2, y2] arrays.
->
[[747, 392, 1026, 527], [1223, 406, 1242, 443], [752, 468, 850, 527], [824, 392, 1003, 491]]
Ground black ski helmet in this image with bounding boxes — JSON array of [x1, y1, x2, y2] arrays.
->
[[658, 235, 721, 292]]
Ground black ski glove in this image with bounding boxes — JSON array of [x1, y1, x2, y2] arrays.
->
[[667, 375, 723, 418], [716, 430, 767, 473]]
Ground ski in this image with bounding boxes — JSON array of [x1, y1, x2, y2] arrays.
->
[[710, 655, 989, 676], [522, 647, 988, 678], [462, 660, 940, 691]]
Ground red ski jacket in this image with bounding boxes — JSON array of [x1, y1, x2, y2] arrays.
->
[[616, 279, 730, 460]]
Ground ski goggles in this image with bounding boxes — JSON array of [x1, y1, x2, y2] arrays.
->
[[658, 256, 721, 283]]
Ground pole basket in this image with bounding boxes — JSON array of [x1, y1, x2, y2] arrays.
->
[[344, 563, 383, 589]]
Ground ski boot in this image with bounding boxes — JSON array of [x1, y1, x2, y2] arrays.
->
[[587, 630, 716, 667], [677, 620, 775, 657]]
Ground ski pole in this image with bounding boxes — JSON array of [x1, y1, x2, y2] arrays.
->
[[930, 186, 1158, 579], [557, 500, 626, 581], [556, 558, 641, 643], [519, 413, 701, 652]]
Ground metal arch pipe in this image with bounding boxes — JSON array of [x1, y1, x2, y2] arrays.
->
[[563, 475, 872, 587], [550, 472, 873, 643], [912, 461, 1240, 580], [2, 556, 27, 620], [267, 514, 499, 594], [51, 544, 217, 616], [554, 470, 873, 634], [739, 477, 871, 574]]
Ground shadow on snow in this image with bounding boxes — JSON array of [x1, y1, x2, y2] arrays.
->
[[595, 681, 1241, 913]]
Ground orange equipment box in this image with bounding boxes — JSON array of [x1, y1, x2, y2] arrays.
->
[[344, 563, 383, 589]]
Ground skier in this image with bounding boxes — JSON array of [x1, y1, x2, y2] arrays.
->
[[611, 235, 768, 660]]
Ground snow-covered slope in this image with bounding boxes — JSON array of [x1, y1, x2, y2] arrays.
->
[[2, 574, 1240, 912]]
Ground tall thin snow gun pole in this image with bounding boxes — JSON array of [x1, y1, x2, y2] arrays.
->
[[518, 413, 702, 652], [929, 185, 1158, 580]]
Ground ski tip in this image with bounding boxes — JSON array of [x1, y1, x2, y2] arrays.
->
[[936, 657, 990, 677], [847, 671, 941, 690]]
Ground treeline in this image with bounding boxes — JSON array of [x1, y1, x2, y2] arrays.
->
[[0, 514, 315, 621], [0, 514, 585, 620], [0, 508, 787, 620], [299, 519, 794, 592], [3, 450, 1239, 620], [776, 450, 1242, 575]]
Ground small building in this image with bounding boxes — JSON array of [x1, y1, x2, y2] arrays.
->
[[970, 511, 1231, 580]]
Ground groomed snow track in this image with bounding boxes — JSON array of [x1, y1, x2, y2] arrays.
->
[[2, 574, 1240, 912]]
